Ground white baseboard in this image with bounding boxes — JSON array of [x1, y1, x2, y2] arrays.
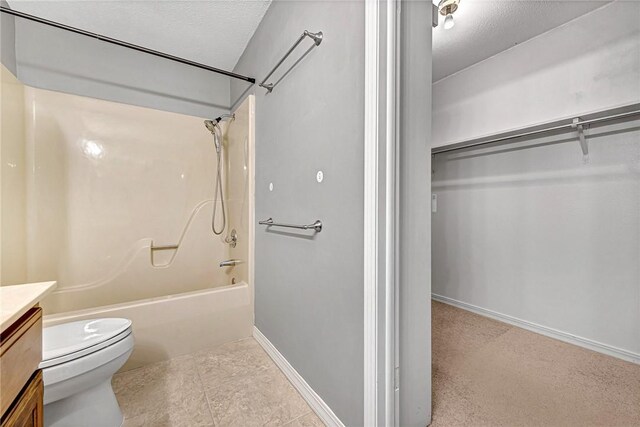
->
[[253, 327, 345, 427], [432, 294, 640, 365]]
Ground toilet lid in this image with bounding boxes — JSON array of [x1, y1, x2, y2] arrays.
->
[[42, 318, 132, 362]]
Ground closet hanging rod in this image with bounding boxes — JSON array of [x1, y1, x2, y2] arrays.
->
[[259, 30, 323, 93], [432, 105, 640, 155], [0, 6, 256, 84]]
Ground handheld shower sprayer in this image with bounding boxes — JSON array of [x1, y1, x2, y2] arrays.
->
[[204, 114, 235, 132], [204, 120, 221, 153], [204, 115, 234, 153], [204, 114, 235, 236]]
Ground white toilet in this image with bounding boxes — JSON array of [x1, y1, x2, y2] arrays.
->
[[39, 318, 134, 427]]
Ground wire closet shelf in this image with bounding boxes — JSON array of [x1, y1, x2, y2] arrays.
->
[[431, 104, 640, 156]]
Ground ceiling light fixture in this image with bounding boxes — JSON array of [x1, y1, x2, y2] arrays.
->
[[443, 13, 455, 30], [438, 0, 460, 30]]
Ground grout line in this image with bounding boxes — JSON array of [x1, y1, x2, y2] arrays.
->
[[276, 410, 314, 427], [196, 338, 290, 426], [201, 392, 218, 427], [193, 353, 218, 427], [253, 327, 343, 427], [119, 338, 296, 426]]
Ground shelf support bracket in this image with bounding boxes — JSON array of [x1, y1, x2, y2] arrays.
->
[[572, 117, 589, 160]]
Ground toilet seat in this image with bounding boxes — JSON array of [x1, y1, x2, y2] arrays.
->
[[39, 318, 134, 427], [40, 333, 134, 403], [39, 318, 133, 369]]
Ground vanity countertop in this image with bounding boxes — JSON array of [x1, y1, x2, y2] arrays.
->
[[0, 281, 57, 333]]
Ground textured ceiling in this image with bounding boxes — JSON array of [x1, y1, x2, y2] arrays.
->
[[7, 1, 611, 82], [433, 0, 610, 82], [6, 0, 272, 71]]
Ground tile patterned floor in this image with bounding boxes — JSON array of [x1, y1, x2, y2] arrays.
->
[[112, 338, 326, 427], [113, 303, 640, 427]]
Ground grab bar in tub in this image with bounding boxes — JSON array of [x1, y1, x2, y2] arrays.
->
[[151, 244, 179, 250]]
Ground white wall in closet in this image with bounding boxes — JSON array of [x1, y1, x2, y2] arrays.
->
[[432, 2, 640, 146], [431, 1, 640, 361]]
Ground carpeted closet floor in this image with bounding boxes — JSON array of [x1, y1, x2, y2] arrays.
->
[[431, 301, 640, 427]]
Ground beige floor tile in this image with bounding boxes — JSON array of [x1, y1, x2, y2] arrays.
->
[[122, 410, 215, 427], [113, 354, 214, 426], [205, 365, 311, 427], [283, 411, 327, 427], [194, 338, 276, 389], [121, 415, 146, 427], [115, 338, 315, 427]]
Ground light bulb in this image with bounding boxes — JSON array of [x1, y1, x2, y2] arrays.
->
[[443, 13, 455, 30]]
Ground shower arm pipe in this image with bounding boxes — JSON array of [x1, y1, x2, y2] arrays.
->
[[259, 30, 323, 93], [0, 6, 256, 84]]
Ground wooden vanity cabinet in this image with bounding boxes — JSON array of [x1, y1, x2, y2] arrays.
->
[[0, 307, 44, 427], [1, 371, 43, 427]]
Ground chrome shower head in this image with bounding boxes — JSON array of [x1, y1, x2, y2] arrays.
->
[[204, 114, 235, 135], [204, 114, 235, 153], [204, 119, 217, 134]]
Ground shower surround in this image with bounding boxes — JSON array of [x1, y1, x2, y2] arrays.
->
[[1, 65, 255, 369]]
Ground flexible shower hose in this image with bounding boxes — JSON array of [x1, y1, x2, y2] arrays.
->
[[211, 127, 226, 235]]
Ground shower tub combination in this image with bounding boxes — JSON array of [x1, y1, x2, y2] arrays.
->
[[6, 69, 255, 371], [43, 284, 253, 370]]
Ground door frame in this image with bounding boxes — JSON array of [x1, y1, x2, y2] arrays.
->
[[363, 0, 400, 425], [364, 1, 433, 425]]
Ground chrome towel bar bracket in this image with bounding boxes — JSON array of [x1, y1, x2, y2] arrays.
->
[[259, 218, 323, 233]]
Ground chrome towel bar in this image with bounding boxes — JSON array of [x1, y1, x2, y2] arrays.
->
[[259, 218, 323, 233], [259, 30, 323, 93]]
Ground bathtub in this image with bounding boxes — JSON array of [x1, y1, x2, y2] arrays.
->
[[27, 91, 256, 372], [42, 282, 253, 372]]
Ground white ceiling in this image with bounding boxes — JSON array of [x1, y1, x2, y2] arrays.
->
[[7, 1, 611, 83], [7, 0, 272, 72], [433, 0, 610, 82]]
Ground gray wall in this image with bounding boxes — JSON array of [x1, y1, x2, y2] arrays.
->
[[0, 1, 17, 74], [13, 17, 236, 117], [233, 2, 365, 425], [399, 1, 432, 425], [432, 1, 640, 359]]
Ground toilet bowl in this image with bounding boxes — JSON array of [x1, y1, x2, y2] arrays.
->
[[39, 318, 134, 427]]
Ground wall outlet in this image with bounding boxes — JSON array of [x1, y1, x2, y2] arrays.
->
[[432, 194, 437, 213]]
